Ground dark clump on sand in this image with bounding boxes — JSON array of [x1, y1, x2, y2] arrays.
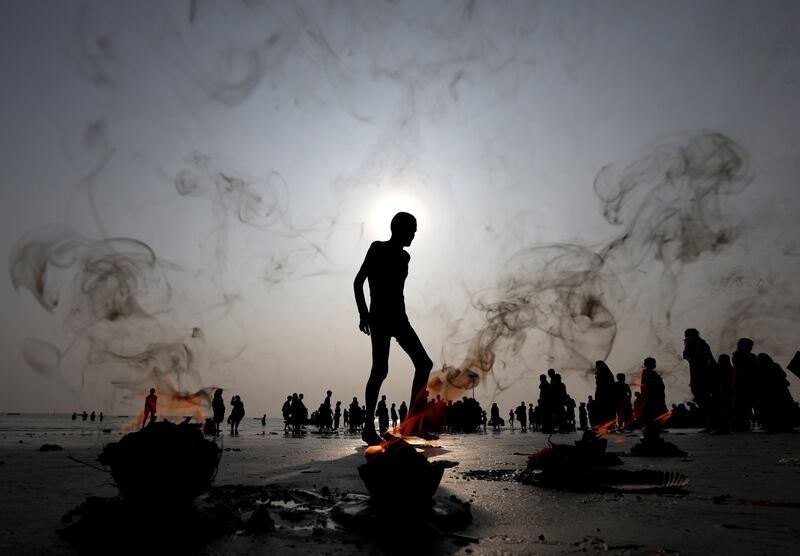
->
[[518, 431, 688, 493], [38, 443, 63, 452], [629, 426, 688, 458], [60, 421, 225, 554], [58, 493, 240, 555], [97, 420, 221, 507]]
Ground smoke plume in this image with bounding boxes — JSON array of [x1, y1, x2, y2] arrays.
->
[[429, 132, 751, 400]]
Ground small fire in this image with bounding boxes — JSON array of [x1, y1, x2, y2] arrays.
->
[[392, 387, 445, 440], [649, 411, 672, 425], [121, 383, 214, 431], [593, 418, 618, 437]]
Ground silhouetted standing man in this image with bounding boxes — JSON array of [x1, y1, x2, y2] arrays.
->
[[354, 212, 433, 446], [398, 400, 408, 424], [142, 388, 157, 428]]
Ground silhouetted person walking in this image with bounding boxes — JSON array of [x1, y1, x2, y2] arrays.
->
[[578, 402, 588, 431], [348, 397, 361, 433], [376, 395, 390, 433], [490, 402, 502, 431], [281, 395, 292, 431], [640, 358, 667, 425], [398, 400, 408, 424], [683, 328, 717, 419], [334, 401, 342, 429], [142, 388, 157, 428], [230, 395, 245, 435], [732, 338, 757, 430], [212, 389, 225, 435], [354, 212, 433, 445], [614, 373, 632, 429]]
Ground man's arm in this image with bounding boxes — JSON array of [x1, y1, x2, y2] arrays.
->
[[354, 243, 374, 335]]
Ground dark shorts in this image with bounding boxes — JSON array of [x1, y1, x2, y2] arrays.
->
[[369, 315, 431, 372]]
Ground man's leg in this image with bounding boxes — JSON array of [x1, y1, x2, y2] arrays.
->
[[364, 329, 391, 444], [395, 321, 433, 416]]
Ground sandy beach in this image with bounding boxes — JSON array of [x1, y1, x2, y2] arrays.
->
[[0, 416, 798, 555]]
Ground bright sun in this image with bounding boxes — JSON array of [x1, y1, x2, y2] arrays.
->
[[369, 191, 428, 238]]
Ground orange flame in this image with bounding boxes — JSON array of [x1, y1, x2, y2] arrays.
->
[[365, 444, 385, 456], [121, 385, 214, 431], [393, 387, 446, 439], [593, 418, 618, 437], [649, 411, 672, 425]]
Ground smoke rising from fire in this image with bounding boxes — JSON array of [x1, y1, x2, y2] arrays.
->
[[8, 225, 228, 415], [429, 132, 754, 400]]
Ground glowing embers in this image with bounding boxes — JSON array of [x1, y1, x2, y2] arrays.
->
[[592, 418, 619, 437]]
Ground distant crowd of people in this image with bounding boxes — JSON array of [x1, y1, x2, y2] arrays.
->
[[270, 331, 797, 437], [124, 330, 797, 438], [70, 410, 103, 422]]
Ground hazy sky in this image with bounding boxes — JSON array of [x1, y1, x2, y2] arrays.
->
[[2, 0, 799, 416]]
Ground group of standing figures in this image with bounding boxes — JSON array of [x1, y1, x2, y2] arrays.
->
[[682, 330, 797, 431], [210, 389, 245, 435], [586, 329, 799, 433], [589, 358, 666, 431], [280, 390, 411, 435]]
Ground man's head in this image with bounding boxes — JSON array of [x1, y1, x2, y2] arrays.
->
[[737, 337, 754, 353], [644, 357, 656, 370], [149, 388, 155, 394], [390, 212, 417, 246]]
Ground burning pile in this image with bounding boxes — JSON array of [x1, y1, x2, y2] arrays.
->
[[359, 439, 444, 509], [351, 438, 472, 545], [98, 420, 221, 507], [358, 438, 455, 511]]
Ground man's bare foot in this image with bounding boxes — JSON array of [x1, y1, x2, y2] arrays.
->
[[362, 428, 382, 446]]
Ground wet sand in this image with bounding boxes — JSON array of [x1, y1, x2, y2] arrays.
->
[[1, 424, 798, 555]]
